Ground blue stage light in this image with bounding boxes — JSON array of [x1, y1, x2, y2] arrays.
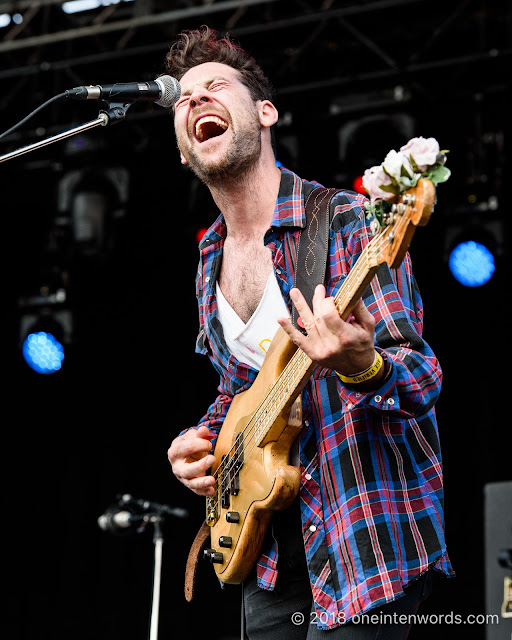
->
[[448, 240, 495, 287], [22, 331, 65, 374]]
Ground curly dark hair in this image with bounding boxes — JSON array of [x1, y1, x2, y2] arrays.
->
[[164, 25, 275, 103]]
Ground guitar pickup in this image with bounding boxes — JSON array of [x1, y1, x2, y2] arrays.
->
[[230, 432, 244, 496], [221, 455, 230, 509]]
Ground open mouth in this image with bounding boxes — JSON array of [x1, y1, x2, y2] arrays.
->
[[194, 115, 228, 142]]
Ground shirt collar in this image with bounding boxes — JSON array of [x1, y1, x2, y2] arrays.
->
[[198, 166, 316, 250], [270, 166, 307, 229]]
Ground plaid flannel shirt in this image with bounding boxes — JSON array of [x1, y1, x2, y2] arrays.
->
[[194, 167, 454, 630]]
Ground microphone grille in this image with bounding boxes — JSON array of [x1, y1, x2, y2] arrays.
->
[[155, 75, 181, 108]]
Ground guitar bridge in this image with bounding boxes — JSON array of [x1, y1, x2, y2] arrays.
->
[[206, 495, 219, 526]]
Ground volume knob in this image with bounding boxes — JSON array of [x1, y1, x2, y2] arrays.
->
[[209, 551, 224, 564], [203, 548, 224, 564], [219, 536, 233, 548], [225, 511, 240, 523]]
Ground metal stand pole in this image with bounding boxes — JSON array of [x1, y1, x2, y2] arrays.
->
[[0, 114, 109, 164], [0, 102, 129, 164], [149, 516, 164, 640]]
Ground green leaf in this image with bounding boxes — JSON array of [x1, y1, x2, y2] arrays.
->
[[408, 156, 420, 173], [424, 164, 451, 185], [379, 183, 399, 195]]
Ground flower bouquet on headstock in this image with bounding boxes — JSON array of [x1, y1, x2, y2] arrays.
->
[[362, 136, 451, 233]]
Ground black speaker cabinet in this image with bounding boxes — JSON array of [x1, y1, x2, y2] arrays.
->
[[485, 481, 512, 640]]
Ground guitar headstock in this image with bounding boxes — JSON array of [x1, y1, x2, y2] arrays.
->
[[373, 178, 436, 269]]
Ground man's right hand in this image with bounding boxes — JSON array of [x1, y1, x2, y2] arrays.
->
[[167, 426, 216, 496]]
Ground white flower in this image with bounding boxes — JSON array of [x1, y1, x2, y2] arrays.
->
[[382, 150, 409, 182], [400, 136, 440, 171], [382, 150, 400, 181]]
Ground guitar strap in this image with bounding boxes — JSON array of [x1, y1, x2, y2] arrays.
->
[[184, 520, 211, 602], [292, 185, 342, 331], [184, 184, 341, 602]]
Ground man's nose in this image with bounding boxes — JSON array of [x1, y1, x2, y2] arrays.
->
[[190, 86, 210, 108]]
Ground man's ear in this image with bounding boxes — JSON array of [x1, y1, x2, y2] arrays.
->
[[259, 100, 279, 129], [180, 150, 188, 165]]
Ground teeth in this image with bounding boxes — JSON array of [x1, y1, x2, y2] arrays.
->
[[195, 115, 228, 141]]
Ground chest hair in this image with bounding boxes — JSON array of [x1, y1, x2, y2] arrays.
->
[[219, 239, 273, 324]]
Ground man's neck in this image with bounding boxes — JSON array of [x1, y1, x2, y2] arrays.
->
[[209, 157, 282, 240]]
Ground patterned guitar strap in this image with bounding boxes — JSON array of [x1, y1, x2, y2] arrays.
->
[[292, 185, 342, 330]]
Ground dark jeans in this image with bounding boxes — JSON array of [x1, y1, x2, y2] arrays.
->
[[243, 503, 433, 639]]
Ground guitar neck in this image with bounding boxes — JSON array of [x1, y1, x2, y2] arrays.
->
[[255, 231, 384, 446]]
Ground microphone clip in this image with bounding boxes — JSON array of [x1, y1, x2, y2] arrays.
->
[[99, 101, 132, 125]]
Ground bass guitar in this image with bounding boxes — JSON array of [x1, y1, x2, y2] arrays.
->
[[202, 178, 436, 585]]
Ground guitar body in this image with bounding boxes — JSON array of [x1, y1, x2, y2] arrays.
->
[[206, 327, 303, 584]]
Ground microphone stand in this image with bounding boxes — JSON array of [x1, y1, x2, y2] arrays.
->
[[100, 495, 189, 640], [148, 514, 164, 640], [0, 102, 129, 165]]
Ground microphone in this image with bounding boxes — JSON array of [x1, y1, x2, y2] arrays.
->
[[97, 509, 143, 532], [120, 495, 188, 519], [65, 75, 181, 108], [98, 496, 189, 534]]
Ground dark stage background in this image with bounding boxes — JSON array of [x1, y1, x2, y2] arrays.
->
[[1, 2, 510, 639]]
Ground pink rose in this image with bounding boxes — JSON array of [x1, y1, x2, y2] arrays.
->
[[362, 165, 397, 203], [400, 136, 440, 171]]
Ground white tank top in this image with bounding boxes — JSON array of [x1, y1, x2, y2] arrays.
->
[[216, 272, 289, 370]]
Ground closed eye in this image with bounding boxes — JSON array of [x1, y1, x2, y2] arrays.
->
[[175, 96, 190, 109], [209, 81, 229, 91]]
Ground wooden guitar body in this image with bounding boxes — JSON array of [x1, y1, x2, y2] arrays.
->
[[206, 327, 303, 584]]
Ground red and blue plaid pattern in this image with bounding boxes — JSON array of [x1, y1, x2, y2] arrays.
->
[[193, 167, 454, 629]]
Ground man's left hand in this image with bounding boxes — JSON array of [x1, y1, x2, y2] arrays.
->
[[277, 284, 378, 377]]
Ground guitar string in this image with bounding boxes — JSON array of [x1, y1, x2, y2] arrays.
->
[[207, 224, 400, 512]]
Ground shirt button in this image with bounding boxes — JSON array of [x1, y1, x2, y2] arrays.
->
[[305, 473, 312, 481], [346, 402, 353, 410], [355, 392, 361, 398], [374, 395, 382, 402], [309, 525, 317, 532], [205, 276, 210, 283], [304, 420, 309, 427], [387, 397, 395, 405]]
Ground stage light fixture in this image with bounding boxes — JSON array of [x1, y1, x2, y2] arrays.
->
[[195, 227, 208, 244], [57, 166, 129, 257], [352, 175, 365, 195], [448, 240, 495, 287], [19, 290, 73, 375], [22, 331, 64, 375], [61, 0, 133, 15], [443, 199, 501, 288]]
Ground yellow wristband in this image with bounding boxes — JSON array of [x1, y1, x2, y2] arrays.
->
[[336, 351, 383, 385]]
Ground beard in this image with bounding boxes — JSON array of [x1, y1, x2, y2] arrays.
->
[[178, 116, 262, 187]]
